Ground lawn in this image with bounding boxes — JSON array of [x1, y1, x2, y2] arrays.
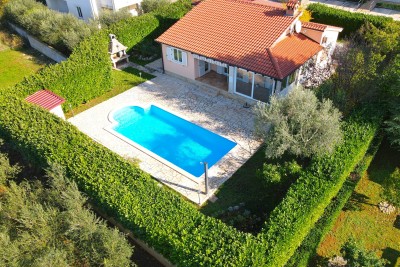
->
[[65, 67, 155, 118], [316, 140, 400, 266], [200, 147, 293, 233], [0, 45, 51, 90]]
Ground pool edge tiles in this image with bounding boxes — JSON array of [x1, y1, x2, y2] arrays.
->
[[105, 105, 237, 182]]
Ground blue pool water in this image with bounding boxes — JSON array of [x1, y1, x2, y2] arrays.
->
[[112, 105, 236, 177]]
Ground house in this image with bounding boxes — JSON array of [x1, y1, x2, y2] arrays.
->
[[156, 0, 342, 103], [45, 0, 140, 20], [25, 90, 66, 120]]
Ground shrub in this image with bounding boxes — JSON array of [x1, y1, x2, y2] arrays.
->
[[141, 0, 171, 13], [259, 160, 301, 185], [255, 87, 342, 159], [385, 105, 400, 149], [307, 3, 393, 36], [98, 8, 132, 28], [341, 239, 388, 267], [382, 168, 400, 207]]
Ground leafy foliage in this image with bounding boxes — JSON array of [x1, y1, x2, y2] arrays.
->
[[97, 8, 132, 28], [141, 0, 171, 13], [3, 0, 98, 54], [255, 87, 342, 158], [258, 160, 301, 185], [385, 106, 400, 148], [341, 239, 388, 267], [0, 159, 134, 267], [307, 3, 394, 37], [382, 168, 400, 207]]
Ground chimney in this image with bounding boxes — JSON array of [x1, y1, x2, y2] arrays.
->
[[286, 0, 300, 16]]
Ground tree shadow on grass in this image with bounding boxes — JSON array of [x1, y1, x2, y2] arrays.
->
[[382, 247, 400, 267], [343, 191, 371, 211], [394, 215, 400, 230]]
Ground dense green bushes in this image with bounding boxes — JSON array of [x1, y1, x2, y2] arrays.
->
[[3, 0, 98, 54], [258, 108, 381, 266], [307, 3, 393, 36]]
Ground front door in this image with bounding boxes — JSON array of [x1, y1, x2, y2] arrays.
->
[[199, 60, 210, 77]]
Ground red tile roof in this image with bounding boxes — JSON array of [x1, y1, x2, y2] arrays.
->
[[302, 21, 343, 32], [286, 0, 298, 9], [269, 33, 322, 78], [157, 0, 302, 79], [25, 90, 65, 110]]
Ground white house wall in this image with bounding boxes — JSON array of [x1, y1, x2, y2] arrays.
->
[[65, 0, 99, 20], [45, 0, 69, 13], [50, 105, 66, 120], [113, 0, 141, 10]]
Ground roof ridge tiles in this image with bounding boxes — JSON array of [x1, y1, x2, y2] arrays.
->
[[267, 48, 283, 79]]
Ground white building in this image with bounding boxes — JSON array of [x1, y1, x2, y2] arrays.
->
[[45, 0, 141, 20]]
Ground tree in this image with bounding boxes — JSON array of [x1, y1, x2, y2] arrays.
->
[[255, 87, 342, 159], [340, 239, 388, 267], [386, 105, 400, 149], [0, 158, 135, 267]]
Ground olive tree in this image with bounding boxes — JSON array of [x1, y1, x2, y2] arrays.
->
[[255, 87, 342, 159]]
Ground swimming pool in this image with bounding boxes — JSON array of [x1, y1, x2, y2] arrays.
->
[[109, 105, 236, 178]]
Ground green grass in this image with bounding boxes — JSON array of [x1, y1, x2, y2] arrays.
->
[[316, 140, 400, 266], [200, 147, 292, 232], [0, 46, 51, 90], [376, 2, 400, 11], [65, 67, 155, 118]]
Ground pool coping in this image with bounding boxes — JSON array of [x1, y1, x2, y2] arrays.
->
[[104, 104, 238, 184]]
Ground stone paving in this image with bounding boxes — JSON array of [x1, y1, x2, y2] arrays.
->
[[68, 73, 262, 205]]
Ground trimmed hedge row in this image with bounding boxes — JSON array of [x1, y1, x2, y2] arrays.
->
[[0, 95, 265, 266], [307, 3, 393, 36], [258, 109, 381, 266], [285, 135, 382, 267]]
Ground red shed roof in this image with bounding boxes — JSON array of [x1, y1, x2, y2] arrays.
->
[[156, 0, 327, 79], [25, 90, 65, 110]]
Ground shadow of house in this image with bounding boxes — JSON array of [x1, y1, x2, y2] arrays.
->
[[382, 247, 400, 267]]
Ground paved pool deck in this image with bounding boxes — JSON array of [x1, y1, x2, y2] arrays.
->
[[68, 73, 262, 205]]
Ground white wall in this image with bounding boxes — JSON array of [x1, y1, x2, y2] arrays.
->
[[65, 0, 99, 20], [113, 0, 141, 10], [46, 0, 69, 13], [50, 105, 66, 120]]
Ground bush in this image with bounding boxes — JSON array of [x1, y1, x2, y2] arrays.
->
[[259, 160, 301, 185], [3, 0, 98, 53], [385, 105, 400, 149], [307, 3, 393, 36], [341, 239, 388, 267], [255, 87, 342, 159], [382, 168, 400, 207], [98, 8, 132, 28], [141, 0, 170, 13]]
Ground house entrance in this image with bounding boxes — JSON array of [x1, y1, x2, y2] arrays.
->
[[199, 60, 210, 76]]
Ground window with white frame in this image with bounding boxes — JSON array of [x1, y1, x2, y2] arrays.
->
[[167, 47, 187, 66]]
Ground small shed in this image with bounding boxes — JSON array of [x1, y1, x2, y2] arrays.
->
[[108, 34, 130, 68], [25, 89, 66, 120]]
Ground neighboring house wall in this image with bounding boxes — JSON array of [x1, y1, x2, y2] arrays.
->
[[65, 0, 99, 20], [45, 0, 69, 13], [162, 44, 197, 80]]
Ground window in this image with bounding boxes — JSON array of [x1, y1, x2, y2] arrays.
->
[[77, 6, 83, 18], [223, 67, 228, 75], [167, 47, 187, 65], [322, 36, 328, 45]]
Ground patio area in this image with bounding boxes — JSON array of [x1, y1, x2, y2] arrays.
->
[[68, 74, 262, 205], [195, 71, 228, 91]]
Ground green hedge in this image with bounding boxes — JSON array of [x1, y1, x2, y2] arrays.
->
[[258, 109, 381, 267], [285, 134, 382, 267], [2, 32, 112, 110], [307, 3, 393, 36]]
